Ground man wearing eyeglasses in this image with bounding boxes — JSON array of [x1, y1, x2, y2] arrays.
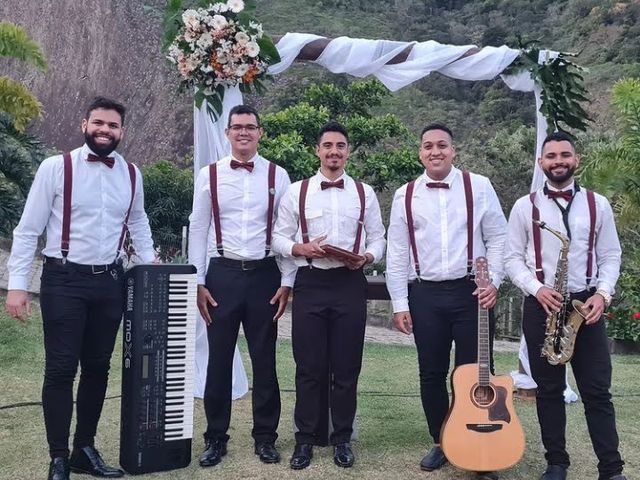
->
[[189, 104, 296, 468]]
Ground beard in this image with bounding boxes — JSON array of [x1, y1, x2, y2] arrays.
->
[[543, 165, 576, 185], [85, 131, 120, 157]]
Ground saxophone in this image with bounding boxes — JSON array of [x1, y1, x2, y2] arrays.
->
[[534, 220, 588, 365]]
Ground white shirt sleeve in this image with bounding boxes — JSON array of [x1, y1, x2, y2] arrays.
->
[[363, 185, 386, 262], [274, 169, 298, 287], [594, 196, 621, 295], [480, 178, 508, 289], [188, 167, 212, 284], [272, 184, 300, 259], [126, 165, 155, 263], [504, 197, 545, 297], [385, 186, 412, 313], [7, 157, 59, 290]]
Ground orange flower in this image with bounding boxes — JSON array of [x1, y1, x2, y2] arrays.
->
[[210, 52, 222, 70], [243, 65, 258, 83]]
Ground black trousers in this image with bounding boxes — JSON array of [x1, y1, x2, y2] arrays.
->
[[291, 266, 367, 445], [203, 257, 281, 444], [39, 261, 125, 459], [409, 277, 495, 444], [523, 292, 624, 479]]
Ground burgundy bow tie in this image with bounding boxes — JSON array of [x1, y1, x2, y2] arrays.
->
[[321, 179, 344, 190], [230, 159, 254, 172], [87, 154, 115, 168], [426, 182, 449, 189], [547, 189, 573, 201]]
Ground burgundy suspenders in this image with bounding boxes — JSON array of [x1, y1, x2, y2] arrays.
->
[[298, 178, 366, 261], [209, 160, 277, 258], [404, 171, 474, 281], [61, 153, 73, 262], [529, 189, 597, 284], [61, 152, 136, 262]]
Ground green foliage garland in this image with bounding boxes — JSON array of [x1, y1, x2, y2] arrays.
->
[[505, 38, 592, 135]]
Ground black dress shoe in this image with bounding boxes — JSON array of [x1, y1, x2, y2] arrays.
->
[[48, 457, 70, 480], [333, 443, 355, 468], [608, 475, 627, 480], [477, 472, 499, 480], [541, 465, 567, 480], [420, 445, 448, 471], [69, 446, 124, 478], [199, 439, 227, 467], [290, 443, 313, 470], [255, 442, 280, 464]]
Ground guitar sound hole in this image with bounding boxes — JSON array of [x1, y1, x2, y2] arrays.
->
[[473, 385, 495, 407]]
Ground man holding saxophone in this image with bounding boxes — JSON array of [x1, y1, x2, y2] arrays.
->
[[504, 131, 626, 480]]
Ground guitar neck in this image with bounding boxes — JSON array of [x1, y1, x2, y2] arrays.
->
[[478, 303, 490, 386]]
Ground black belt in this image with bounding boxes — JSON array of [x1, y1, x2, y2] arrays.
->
[[43, 256, 121, 274], [209, 256, 276, 271]]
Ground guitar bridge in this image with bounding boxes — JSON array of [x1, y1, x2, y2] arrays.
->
[[465, 424, 503, 433]]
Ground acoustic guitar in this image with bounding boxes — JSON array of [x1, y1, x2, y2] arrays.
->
[[440, 257, 525, 472]]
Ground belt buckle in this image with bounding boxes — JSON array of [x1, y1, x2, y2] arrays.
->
[[91, 264, 108, 274], [241, 260, 254, 271]]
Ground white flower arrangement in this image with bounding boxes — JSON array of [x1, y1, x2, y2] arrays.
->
[[165, 0, 280, 119]]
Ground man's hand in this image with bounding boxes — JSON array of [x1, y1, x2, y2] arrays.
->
[[473, 284, 498, 309], [343, 252, 373, 271], [197, 285, 218, 326], [393, 311, 413, 335], [270, 286, 291, 321], [535, 286, 564, 316], [291, 235, 327, 259], [580, 293, 606, 325], [5, 290, 31, 322]]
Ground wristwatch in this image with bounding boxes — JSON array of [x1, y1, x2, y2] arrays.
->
[[595, 289, 612, 308]]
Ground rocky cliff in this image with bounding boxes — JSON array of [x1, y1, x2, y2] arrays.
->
[[1, 0, 194, 165]]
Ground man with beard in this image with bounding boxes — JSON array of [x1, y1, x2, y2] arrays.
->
[[386, 123, 506, 480], [5, 97, 155, 480], [272, 121, 386, 470], [504, 132, 626, 480]]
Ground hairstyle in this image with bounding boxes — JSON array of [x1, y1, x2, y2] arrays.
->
[[227, 104, 261, 127], [420, 123, 454, 142], [317, 120, 349, 144], [85, 97, 126, 125], [541, 131, 576, 150]]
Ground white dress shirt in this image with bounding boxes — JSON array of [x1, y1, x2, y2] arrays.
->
[[7, 145, 155, 290], [386, 167, 507, 313], [188, 154, 297, 286], [272, 171, 386, 269], [504, 181, 621, 297]]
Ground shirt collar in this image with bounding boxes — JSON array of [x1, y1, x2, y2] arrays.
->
[[422, 166, 459, 186], [316, 170, 348, 184], [82, 143, 118, 160]]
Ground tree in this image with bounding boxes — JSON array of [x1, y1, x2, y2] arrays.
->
[[259, 79, 423, 190], [0, 112, 45, 236], [142, 159, 194, 260], [578, 78, 640, 341], [579, 78, 640, 232], [0, 22, 47, 132], [0, 22, 47, 236]]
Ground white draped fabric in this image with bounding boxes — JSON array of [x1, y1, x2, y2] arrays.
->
[[192, 85, 249, 400], [191, 33, 562, 400]]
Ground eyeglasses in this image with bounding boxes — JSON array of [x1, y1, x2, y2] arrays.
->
[[228, 124, 260, 132]]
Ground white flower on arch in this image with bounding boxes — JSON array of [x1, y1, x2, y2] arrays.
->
[[227, 0, 245, 14]]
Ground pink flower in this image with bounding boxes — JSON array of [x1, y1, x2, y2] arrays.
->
[[633, 312, 640, 320]]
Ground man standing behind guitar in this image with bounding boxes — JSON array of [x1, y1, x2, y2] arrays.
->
[[504, 132, 626, 480], [386, 123, 507, 480]]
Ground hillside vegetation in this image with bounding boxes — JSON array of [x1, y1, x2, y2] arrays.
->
[[1, 0, 638, 171]]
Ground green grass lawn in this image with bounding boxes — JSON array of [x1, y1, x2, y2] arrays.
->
[[1, 299, 638, 479]]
